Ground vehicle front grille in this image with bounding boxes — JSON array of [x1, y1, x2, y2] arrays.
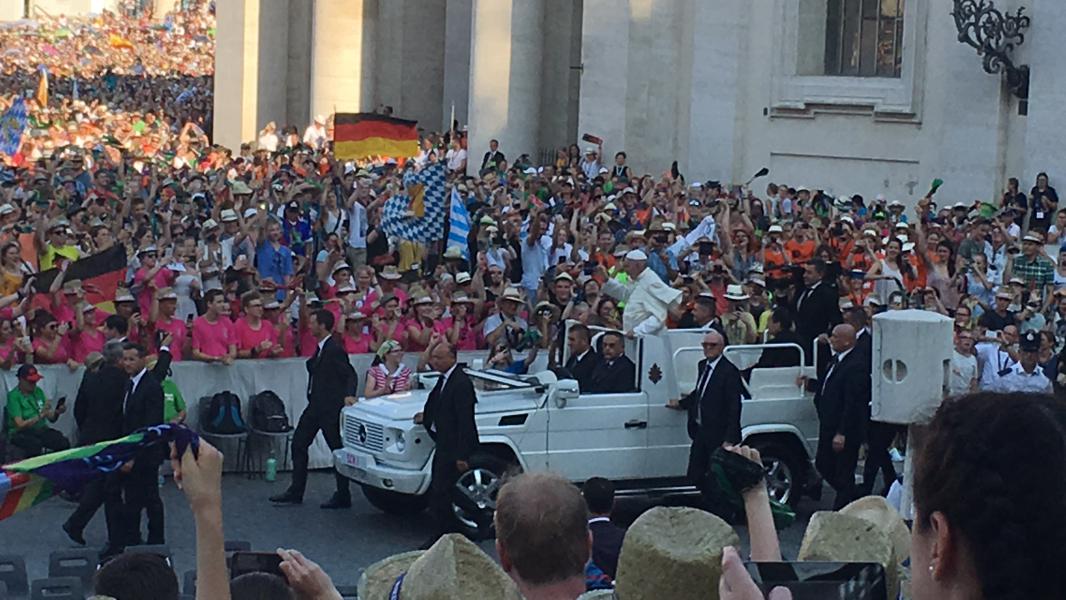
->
[[344, 415, 385, 452]]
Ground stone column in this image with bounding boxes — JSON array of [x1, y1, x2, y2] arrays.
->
[[212, 0, 290, 150], [467, 0, 544, 171], [309, 0, 377, 122], [373, 0, 446, 130], [1022, 0, 1066, 189], [577, 0, 629, 162], [442, 0, 473, 129]]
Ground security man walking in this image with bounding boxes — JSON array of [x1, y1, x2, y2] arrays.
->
[[991, 330, 1052, 393], [414, 335, 480, 547]]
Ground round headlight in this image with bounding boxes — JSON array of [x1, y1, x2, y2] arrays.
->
[[395, 430, 406, 453]]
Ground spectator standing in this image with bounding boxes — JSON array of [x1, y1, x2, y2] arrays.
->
[[192, 289, 236, 364], [949, 329, 978, 395], [1029, 172, 1058, 232]]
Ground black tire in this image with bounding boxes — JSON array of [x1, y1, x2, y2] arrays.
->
[[448, 451, 519, 540], [361, 485, 429, 516], [748, 439, 806, 509]]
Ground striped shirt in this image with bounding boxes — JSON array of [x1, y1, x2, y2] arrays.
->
[[368, 363, 413, 395]]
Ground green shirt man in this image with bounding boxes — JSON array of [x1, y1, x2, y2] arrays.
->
[[5, 365, 70, 457]]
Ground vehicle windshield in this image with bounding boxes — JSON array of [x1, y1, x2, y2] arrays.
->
[[415, 369, 534, 393]]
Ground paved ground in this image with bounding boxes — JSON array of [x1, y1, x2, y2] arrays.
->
[[0, 471, 833, 588]]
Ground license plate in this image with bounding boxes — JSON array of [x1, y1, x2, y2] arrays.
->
[[344, 452, 372, 469]]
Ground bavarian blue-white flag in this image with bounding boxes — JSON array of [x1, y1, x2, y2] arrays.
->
[[447, 186, 471, 259], [0, 97, 28, 156]]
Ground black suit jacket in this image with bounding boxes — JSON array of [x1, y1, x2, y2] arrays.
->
[[74, 364, 127, 445], [679, 357, 743, 446], [422, 367, 479, 462], [793, 282, 842, 350], [564, 349, 601, 392], [754, 331, 803, 369], [306, 335, 358, 415], [123, 350, 172, 467], [480, 150, 506, 172], [589, 519, 626, 579], [809, 349, 870, 442], [855, 328, 872, 360], [587, 355, 637, 394]]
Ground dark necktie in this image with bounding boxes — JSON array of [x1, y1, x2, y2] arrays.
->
[[123, 379, 134, 414], [822, 355, 840, 394]]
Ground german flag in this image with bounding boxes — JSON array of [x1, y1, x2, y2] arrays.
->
[[34, 245, 127, 312], [333, 113, 418, 160]]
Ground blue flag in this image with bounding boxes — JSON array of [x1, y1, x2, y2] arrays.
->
[[0, 97, 28, 156], [447, 186, 471, 259], [381, 163, 447, 242]]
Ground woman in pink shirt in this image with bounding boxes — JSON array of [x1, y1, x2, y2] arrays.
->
[[0, 319, 29, 370], [133, 246, 176, 316], [442, 294, 480, 351], [368, 266, 407, 314], [372, 296, 407, 352], [405, 296, 437, 352], [234, 292, 282, 359], [32, 313, 73, 366], [341, 311, 372, 354], [69, 303, 106, 363]]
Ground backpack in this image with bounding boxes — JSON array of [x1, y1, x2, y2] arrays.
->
[[202, 392, 247, 434], [251, 391, 291, 433]]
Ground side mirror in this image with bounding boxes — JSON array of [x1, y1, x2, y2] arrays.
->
[[553, 379, 580, 408]]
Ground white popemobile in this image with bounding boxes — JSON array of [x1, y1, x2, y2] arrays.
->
[[334, 323, 820, 538]]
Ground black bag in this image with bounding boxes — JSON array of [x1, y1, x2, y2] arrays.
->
[[251, 391, 291, 433], [202, 392, 247, 434]]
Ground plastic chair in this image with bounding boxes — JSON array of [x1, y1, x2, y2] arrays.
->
[[196, 397, 248, 473], [0, 554, 28, 596], [29, 576, 82, 600], [224, 540, 251, 552], [48, 548, 99, 588]]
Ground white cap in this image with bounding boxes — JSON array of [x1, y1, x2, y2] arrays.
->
[[585, 146, 597, 154], [220, 209, 239, 223], [0, 204, 15, 216], [314, 114, 325, 124], [625, 249, 648, 261], [455, 272, 472, 284], [243, 208, 258, 219], [767, 224, 784, 234], [888, 199, 904, 208], [523, 167, 537, 175], [1023, 232, 1044, 244]]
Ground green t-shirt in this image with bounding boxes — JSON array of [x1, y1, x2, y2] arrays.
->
[[6, 386, 47, 435], [162, 379, 186, 423]]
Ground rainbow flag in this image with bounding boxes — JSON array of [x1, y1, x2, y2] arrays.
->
[[333, 113, 418, 160], [0, 424, 197, 521]]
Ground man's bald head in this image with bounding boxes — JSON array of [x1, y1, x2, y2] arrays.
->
[[495, 472, 590, 587], [829, 323, 856, 353], [428, 340, 457, 372]]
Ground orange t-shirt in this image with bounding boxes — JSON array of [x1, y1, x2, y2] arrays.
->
[[784, 239, 816, 264]]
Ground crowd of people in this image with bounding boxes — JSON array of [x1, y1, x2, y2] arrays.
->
[[74, 389, 1066, 600]]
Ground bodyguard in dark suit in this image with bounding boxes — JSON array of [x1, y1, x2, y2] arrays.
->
[[479, 139, 506, 173], [845, 307, 896, 496], [416, 337, 480, 543], [668, 330, 743, 499], [793, 259, 842, 364], [116, 340, 173, 550], [271, 309, 359, 508], [587, 331, 637, 393], [63, 341, 128, 546], [563, 324, 600, 392], [804, 324, 870, 509], [581, 477, 625, 579]]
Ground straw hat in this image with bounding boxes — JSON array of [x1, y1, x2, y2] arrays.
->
[[607, 506, 739, 600], [379, 265, 402, 280], [499, 288, 523, 303], [798, 497, 908, 600], [357, 534, 521, 600]]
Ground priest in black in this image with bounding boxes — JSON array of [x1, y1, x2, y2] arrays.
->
[[563, 324, 600, 391], [270, 309, 359, 508], [587, 331, 637, 393]]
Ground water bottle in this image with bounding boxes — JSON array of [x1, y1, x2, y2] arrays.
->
[[265, 451, 278, 482]]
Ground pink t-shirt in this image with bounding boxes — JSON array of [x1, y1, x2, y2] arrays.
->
[[442, 317, 479, 351], [342, 332, 372, 354], [0, 338, 23, 365], [50, 297, 76, 327], [299, 324, 318, 357], [234, 318, 279, 357], [33, 335, 70, 364], [69, 327, 106, 363], [192, 315, 236, 359], [153, 317, 188, 361], [405, 319, 433, 352], [134, 267, 176, 316]]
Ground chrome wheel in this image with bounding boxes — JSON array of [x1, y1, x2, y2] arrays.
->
[[763, 457, 793, 505], [452, 467, 501, 530]]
